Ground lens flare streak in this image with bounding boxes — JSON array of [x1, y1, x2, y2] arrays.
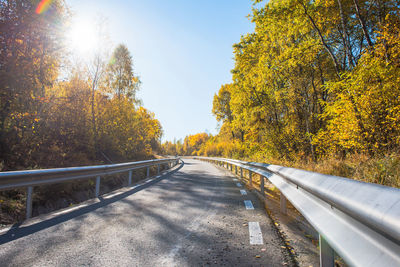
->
[[36, 0, 53, 14]]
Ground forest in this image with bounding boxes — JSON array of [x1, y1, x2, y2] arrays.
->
[[1, 0, 162, 171], [0, 0, 163, 222], [162, 0, 400, 188]]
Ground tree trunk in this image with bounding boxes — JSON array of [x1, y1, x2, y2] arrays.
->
[[353, 0, 373, 49]]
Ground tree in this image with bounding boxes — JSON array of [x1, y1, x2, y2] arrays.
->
[[85, 16, 110, 160], [213, 84, 233, 123], [0, 1, 164, 170], [0, 0, 66, 169], [197, 0, 400, 162], [104, 44, 141, 102]]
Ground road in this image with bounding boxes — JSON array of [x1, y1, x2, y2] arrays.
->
[[0, 159, 290, 266]]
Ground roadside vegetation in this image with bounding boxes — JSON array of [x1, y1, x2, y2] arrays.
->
[[0, 0, 162, 223], [162, 0, 400, 189]]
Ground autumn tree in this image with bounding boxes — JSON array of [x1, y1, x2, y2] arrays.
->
[[200, 0, 400, 164], [104, 44, 141, 102], [0, 0, 66, 169], [0, 1, 163, 169]]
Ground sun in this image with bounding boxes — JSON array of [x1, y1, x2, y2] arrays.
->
[[66, 19, 97, 55]]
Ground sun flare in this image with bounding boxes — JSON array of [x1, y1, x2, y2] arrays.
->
[[66, 19, 97, 55]]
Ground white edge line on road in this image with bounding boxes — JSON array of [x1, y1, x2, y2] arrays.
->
[[240, 189, 247, 195], [249, 222, 263, 245], [236, 183, 242, 187], [103, 192, 123, 199], [244, 200, 254, 210], [233, 178, 238, 181], [0, 172, 173, 233]]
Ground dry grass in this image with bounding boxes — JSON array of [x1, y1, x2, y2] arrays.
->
[[260, 153, 400, 189]]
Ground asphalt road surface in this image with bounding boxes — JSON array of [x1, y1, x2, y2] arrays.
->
[[0, 159, 290, 266]]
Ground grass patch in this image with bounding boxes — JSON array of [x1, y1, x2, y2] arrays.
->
[[259, 153, 400, 188]]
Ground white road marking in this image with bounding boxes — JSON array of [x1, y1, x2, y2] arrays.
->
[[249, 222, 263, 245], [244, 200, 254, 210], [240, 189, 247, 195], [0, 227, 11, 234], [103, 192, 123, 199], [233, 178, 238, 181], [41, 201, 96, 217], [236, 183, 242, 187]]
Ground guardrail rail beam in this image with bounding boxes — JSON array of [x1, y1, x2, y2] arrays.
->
[[194, 156, 400, 267]]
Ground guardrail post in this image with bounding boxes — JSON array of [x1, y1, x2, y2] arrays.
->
[[319, 235, 334, 267], [235, 165, 237, 174], [260, 176, 265, 196], [240, 167, 243, 178], [26, 186, 33, 219], [249, 171, 253, 186], [147, 166, 150, 177], [157, 164, 160, 174], [280, 193, 287, 214], [128, 170, 132, 186], [95, 176, 101, 198]]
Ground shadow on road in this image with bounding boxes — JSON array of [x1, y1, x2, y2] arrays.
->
[[0, 159, 290, 266], [0, 163, 184, 245]]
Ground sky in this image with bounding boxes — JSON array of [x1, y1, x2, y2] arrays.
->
[[67, 0, 255, 142]]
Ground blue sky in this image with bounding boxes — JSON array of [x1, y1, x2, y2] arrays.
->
[[68, 0, 254, 141]]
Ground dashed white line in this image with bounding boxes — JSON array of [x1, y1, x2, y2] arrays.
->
[[240, 189, 247, 195], [236, 183, 242, 187], [249, 222, 263, 245], [244, 200, 254, 210]]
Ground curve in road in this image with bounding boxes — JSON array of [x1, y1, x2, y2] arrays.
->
[[0, 159, 292, 266]]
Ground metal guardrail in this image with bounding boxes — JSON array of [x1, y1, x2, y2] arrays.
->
[[0, 158, 180, 219], [195, 156, 400, 267]]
